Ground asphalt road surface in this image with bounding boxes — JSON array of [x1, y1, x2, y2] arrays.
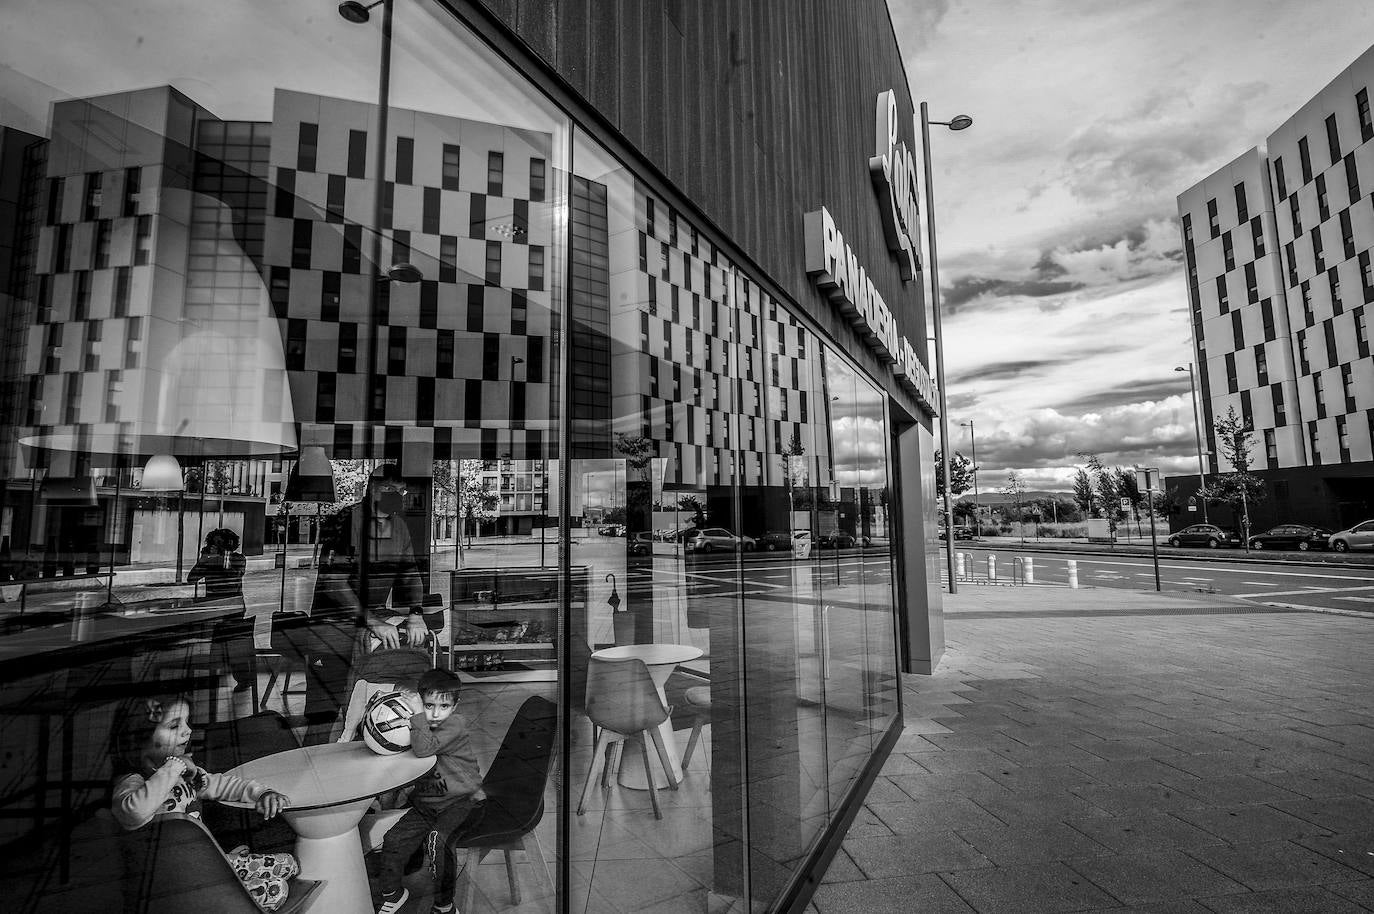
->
[[950, 543, 1374, 616]]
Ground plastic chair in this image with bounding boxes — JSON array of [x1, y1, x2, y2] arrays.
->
[[680, 686, 711, 769], [198, 711, 300, 854], [116, 811, 321, 914], [576, 657, 677, 819], [436, 695, 557, 912]]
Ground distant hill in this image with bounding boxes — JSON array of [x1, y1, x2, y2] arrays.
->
[[955, 490, 1071, 506]]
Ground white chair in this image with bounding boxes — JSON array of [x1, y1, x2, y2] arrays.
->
[[576, 657, 677, 819]]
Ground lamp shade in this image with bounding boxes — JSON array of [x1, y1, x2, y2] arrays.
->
[[284, 446, 336, 502], [141, 454, 185, 492]]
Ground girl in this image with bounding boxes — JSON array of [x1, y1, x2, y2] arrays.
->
[[109, 695, 299, 911]]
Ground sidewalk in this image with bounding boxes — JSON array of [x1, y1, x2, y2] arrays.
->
[[956, 535, 1374, 568], [811, 582, 1374, 913]]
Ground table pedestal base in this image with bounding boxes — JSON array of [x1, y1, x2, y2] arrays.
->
[[285, 798, 374, 914]]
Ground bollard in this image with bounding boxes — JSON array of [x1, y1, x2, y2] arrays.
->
[[1067, 559, 1078, 589], [987, 554, 997, 582], [955, 552, 965, 579], [1024, 556, 1035, 584]]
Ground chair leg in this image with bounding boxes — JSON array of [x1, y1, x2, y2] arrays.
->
[[456, 847, 484, 914], [261, 668, 281, 712], [648, 726, 678, 791], [523, 832, 554, 900], [682, 720, 703, 769], [504, 848, 521, 904], [576, 728, 607, 815], [639, 736, 662, 819]]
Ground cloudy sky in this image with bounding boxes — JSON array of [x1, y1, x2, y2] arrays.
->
[[890, 0, 1374, 491]]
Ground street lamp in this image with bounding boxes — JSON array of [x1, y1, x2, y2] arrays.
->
[[509, 355, 524, 537], [1174, 364, 1208, 523], [960, 420, 979, 538], [921, 103, 973, 593]]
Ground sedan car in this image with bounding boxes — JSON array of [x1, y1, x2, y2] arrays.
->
[[684, 527, 756, 552], [756, 531, 795, 551], [1247, 524, 1333, 551], [817, 532, 857, 549], [627, 531, 655, 556], [937, 525, 975, 541], [1166, 524, 1242, 548], [1329, 520, 1374, 552]]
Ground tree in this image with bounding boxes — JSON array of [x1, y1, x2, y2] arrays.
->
[[1198, 406, 1266, 546], [456, 459, 499, 545], [1071, 468, 1094, 517], [1001, 470, 1027, 541], [934, 449, 975, 498], [1114, 467, 1143, 537]]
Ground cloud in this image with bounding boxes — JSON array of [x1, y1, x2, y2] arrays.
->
[[946, 359, 1065, 386], [944, 276, 1085, 310], [1054, 377, 1193, 413], [888, 0, 951, 51]]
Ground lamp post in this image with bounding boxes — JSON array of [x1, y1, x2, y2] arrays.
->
[[960, 420, 979, 538], [1174, 363, 1208, 523], [921, 103, 973, 593]]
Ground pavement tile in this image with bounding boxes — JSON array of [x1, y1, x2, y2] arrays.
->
[[816, 848, 866, 884], [887, 770, 1012, 802], [1325, 880, 1374, 908], [953, 821, 1114, 866], [1183, 839, 1368, 890], [843, 805, 896, 839], [1064, 813, 1229, 853], [1077, 902, 1214, 914], [1291, 829, 1374, 877], [975, 789, 1116, 825], [811, 873, 976, 914], [914, 749, 1013, 774], [1074, 783, 1208, 816], [842, 830, 993, 878], [1074, 737, 1186, 761], [1175, 805, 1334, 843], [1158, 774, 1308, 807], [983, 762, 1104, 793], [866, 798, 1005, 834], [1066, 849, 1248, 905], [1269, 795, 1374, 834], [1156, 750, 1287, 779], [1251, 768, 1374, 800], [1193, 885, 1374, 913], [1072, 758, 1204, 787], [939, 860, 1119, 914]]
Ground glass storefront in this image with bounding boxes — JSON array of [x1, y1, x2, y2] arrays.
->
[[0, 4, 912, 913]]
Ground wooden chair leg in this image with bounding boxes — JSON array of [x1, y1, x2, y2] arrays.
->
[[523, 832, 554, 900], [504, 847, 521, 904], [682, 720, 703, 768], [577, 728, 607, 815], [457, 847, 484, 914], [648, 726, 678, 791], [639, 736, 662, 819]]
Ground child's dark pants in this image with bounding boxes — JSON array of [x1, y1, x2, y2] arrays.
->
[[378, 797, 478, 896]]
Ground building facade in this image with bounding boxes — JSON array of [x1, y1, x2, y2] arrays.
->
[[1175, 44, 1374, 530], [0, 4, 944, 913]]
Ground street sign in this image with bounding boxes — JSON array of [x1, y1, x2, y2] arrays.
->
[[1119, 497, 1130, 512], [1135, 467, 1161, 491]]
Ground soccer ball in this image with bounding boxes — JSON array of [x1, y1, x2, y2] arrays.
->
[[362, 690, 415, 755]]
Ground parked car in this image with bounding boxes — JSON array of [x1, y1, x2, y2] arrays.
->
[[817, 532, 856, 549], [1247, 524, 1333, 551], [628, 531, 655, 556], [1328, 520, 1374, 552], [684, 527, 756, 552], [757, 531, 795, 551], [938, 525, 975, 541], [1166, 524, 1242, 548], [596, 524, 625, 536]]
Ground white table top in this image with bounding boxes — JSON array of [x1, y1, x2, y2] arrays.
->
[[591, 643, 703, 667], [223, 742, 434, 811]]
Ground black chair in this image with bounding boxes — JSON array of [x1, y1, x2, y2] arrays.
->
[[117, 812, 320, 914], [434, 695, 557, 912], [198, 711, 299, 854]]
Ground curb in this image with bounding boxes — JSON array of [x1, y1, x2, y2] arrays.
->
[[955, 539, 1374, 570]]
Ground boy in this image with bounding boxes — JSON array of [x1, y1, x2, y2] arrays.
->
[[376, 669, 482, 914]]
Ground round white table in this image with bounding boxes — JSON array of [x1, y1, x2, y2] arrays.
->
[[224, 742, 434, 914], [590, 643, 703, 789]]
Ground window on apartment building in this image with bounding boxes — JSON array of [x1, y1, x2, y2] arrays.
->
[[1331, 269, 1344, 314], [134, 215, 152, 266], [1265, 428, 1278, 461], [1274, 156, 1288, 199], [285, 318, 307, 370], [395, 136, 413, 185], [422, 187, 440, 234], [347, 129, 367, 179], [1286, 242, 1299, 287], [1359, 87, 1374, 142], [484, 240, 501, 285], [1231, 309, 1244, 349], [291, 218, 312, 269], [1216, 275, 1229, 312], [487, 151, 504, 197], [529, 245, 545, 291], [314, 372, 335, 422], [1326, 114, 1342, 165], [325, 174, 345, 224], [392, 229, 410, 265], [1274, 384, 1287, 424], [1301, 282, 1313, 325], [1222, 232, 1234, 270], [1234, 182, 1249, 222], [1290, 194, 1302, 236], [94, 219, 112, 269], [439, 235, 457, 283], [1342, 363, 1355, 406], [1255, 345, 1269, 384], [1225, 352, 1238, 392], [113, 266, 130, 317], [321, 271, 340, 321], [1362, 251, 1374, 301], [1298, 330, 1310, 372], [1261, 298, 1276, 340], [83, 171, 103, 221], [1206, 198, 1220, 238], [1182, 213, 1193, 243], [1358, 309, 1370, 350], [1340, 209, 1356, 260], [337, 322, 357, 373], [343, 224, 362, 274], [122, 166, 141, 217], [1310, 422, 1321, 463], [1316, 175, 1330, 221], [529, 158, 546, 202], [442, 144, 461, 190], [54, 223, 72, 272], [1245, 262, 1258, 302], [73, 270, 91, 321], [1312, 227, 1325, 272], [297, 122, 318, 172], [1299, 136, 1313, 183], [387, 326, 407, 376], [1338, 415, 1350, 457], [1314, 373, 1326, 414], [46, 177, 63, 226], [1251, 216, 1265, 257]]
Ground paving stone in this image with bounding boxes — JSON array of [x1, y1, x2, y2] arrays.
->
[[816, 848, 866, 884], [1074, 737, 1186, 761], [1072, 758, 1205, 787], [1325, 879, 1374, 908], [939, 860, 1119, 914], [1064, 813, 1227, 853], [1175, 805, 1333, 844], [953, 821, 1114, 866], [1066, 848, 1247, 904], [842, 831, 992, 879], [914, 749, 1013, 774], [1157, 774, 1308, 808], [1291, 829, 1374, 878], [866, 797, 1005, 834], [811, 873, 976, 914], [1194, 885, 1374, 913], [1184, 839, 1367, 890], [1077, 901, 1215, 913], [982, 762, 1104, 793], [1269, 795, 1374, 834], [974, 789, 1116, 825], [1074, 782, 1208, 816], [1252, 769, 1374, 800]]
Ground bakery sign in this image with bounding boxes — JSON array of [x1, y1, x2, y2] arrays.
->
[[804, 90, 936, 416]]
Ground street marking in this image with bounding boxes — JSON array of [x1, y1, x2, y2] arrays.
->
[[991, 555, 1374, 582], [1242, 581, 1280, 586], [1234, 585, 1374, 599], [1334, 596, 1374, 603], [1180, 577, 1213, 582]]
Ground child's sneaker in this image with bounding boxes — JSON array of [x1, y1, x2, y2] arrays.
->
[[429, 904, 455, 914], [377, 888, 409, 914]]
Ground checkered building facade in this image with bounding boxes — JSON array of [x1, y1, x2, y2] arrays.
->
[[1178, 45, 1374, 474]]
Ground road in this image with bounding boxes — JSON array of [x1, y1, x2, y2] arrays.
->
[[950, 542, 1374, 615]]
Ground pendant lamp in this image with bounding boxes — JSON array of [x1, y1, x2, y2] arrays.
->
[[141, 454, 185, 492], [284, 446, 336, 502]]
